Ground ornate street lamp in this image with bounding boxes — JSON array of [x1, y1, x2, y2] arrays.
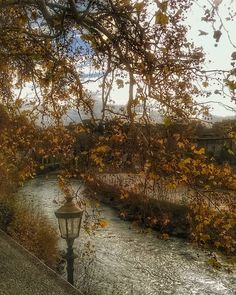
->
[[55, 197, 83, 285]]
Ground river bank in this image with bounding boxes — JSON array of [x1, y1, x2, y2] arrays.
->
[[82, 173, 236, 255], [0, 175, 59, 268], [84, 176, 190, 239]]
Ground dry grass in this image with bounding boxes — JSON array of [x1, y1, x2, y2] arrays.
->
[[0, 194, 59, 269]]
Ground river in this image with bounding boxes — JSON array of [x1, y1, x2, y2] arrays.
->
[[16, 174, 236, 295]]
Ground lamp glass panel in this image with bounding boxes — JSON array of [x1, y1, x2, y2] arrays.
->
[[57, 215, 82, 240], [58, 218, 67, 239], [66, 217, 81, 239]]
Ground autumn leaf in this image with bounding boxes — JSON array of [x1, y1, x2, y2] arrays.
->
[[182, 157, 191, 164], [116, 79, 124, 89], [181, 175, 187, 182], [177, 141, 185, 149], [227, 80, 236, 91], [163, 117, 171, 126], [93, 145, 111, 153], [213, 30, 222, 42], [194, 147, 205, 155], [200, 234, 210, 242], [155, 10, 169, 25], [223, 223, 232, 231], [161, 233, 169, 240], [231, 52, 236, 60], [155, 0, 168, 12], [121, 192, 129, 199], [198, 30, 208, 36], [134, 1, 145, 12], [99, 219, 109, 228], [202, 81, 209, 87], [81, 34, 94, 42]]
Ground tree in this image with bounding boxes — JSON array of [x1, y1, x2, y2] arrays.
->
[[1, 1, 235, 121], [0, 1, 236, 253], [0, 0, 207, 123]]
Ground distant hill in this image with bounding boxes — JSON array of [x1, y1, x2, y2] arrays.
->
[[26, 98, 236, 126], [204, 114, 236, 124]]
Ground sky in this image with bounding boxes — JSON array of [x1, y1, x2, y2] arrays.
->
[[186, 0, 236, 117]]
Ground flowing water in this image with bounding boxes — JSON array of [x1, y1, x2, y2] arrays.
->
[[17, 175, 236, 295]]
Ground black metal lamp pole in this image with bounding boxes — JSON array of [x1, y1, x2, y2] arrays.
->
[[66, 238, 75, 285], [55, 197, 83, 286]]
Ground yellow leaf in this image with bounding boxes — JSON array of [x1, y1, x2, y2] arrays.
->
[[155, 10, 169, 25], [161, 233, 169, 240], [99, 219, 109, 228], [201, 234, 210, 242], [163, 117, 171, 126], [183, 158, 191, 164], [194, 147, 205, 155], [223, 224, 232, 231], [182, 175, 187, 182], [93, 145, 111, 153], [121, 192, 129, 199], [134, 1, 145, 12], [202, 81, 208, 87], [177, 141, 185, 148], [226, 80, 236, 91]]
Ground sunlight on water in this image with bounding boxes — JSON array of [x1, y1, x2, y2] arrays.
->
[[17, 175, 236, 295]]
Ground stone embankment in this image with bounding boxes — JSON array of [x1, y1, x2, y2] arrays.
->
[[0, 230, 83, 295]]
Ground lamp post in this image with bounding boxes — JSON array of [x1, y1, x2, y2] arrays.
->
[[55, 197, 83, 285]]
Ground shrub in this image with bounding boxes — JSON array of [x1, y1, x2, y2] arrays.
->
[[84, 177, 190, 238], [0, 195, 15, 230], [85, 176, 236, 254], [189, 200, 236, 255], [0, 195, 59, 269]]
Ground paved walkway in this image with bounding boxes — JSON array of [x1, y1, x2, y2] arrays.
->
[[0, 230, 83, 295]]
